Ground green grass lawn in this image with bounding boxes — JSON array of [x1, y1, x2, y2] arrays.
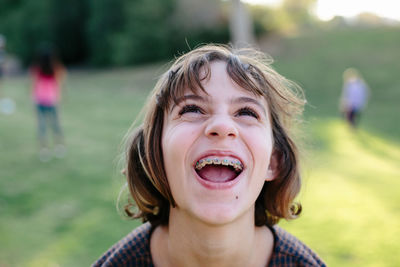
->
[[1, 27, 399, 266]]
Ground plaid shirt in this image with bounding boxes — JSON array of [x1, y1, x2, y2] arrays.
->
[[93, 223, 326, 267]]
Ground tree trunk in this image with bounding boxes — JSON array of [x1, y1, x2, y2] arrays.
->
[[230, 0, 255, 47]]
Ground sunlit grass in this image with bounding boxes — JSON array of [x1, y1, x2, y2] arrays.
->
[[0, 68, 150, 266], [283, 119, 400, 266]]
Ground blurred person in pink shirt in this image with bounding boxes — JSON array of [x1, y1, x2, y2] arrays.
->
[[339, 68, 369, 128], [30, 44, 66, 161]]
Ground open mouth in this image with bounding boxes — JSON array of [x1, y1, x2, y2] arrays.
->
[[195, 157, 243, 183]]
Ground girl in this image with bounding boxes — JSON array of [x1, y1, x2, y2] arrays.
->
[[339, 68, 369, 128], [94, 44, 326, 266], [30, 44, 66, 161]]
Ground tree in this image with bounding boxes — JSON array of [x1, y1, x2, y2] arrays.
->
[[281, 0, 317, 30]]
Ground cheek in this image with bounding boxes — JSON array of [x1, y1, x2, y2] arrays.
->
[[162, 128, 179, 178], [243, 128, 273, 170], [162, 124, 200, 204], [162, 124, 196, 180], [163, 125, 189, 157]]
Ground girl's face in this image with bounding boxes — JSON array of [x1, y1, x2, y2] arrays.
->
[[162, 61, 276, 225]]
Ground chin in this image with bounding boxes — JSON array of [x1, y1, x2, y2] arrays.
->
[[192, 202, 248, 226]]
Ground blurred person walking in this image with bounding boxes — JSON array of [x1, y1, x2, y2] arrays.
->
[[30, 44, 66, 161], [339, 68, 369, 128]]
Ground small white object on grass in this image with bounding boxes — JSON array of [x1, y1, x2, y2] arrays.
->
[[0, 97, 16, 115]]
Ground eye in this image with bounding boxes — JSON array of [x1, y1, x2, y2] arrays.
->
[[178, 104, 204, 115], [236, 107, 259, 119]]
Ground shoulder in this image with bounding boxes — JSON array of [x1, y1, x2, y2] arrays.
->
[[92, 222, 153, 267], [269, 225, 326, 267]]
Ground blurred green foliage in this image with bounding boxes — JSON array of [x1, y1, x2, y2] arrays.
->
[[249, 0, 318, 36], [0, 0, 323, 66], [281, 0, 317, 28], [0, 0, 230, 66], [0, 0, 88, 65]]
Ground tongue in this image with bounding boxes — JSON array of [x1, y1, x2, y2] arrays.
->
[[197, 165, 238, 183]]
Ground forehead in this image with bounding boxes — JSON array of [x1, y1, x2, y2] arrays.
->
[[186, 61, 266, 101], [164, 59, 268, 109]]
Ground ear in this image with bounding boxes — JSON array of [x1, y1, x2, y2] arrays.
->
[[266, 150, 279, 181]]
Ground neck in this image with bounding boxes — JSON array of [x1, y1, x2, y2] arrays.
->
[[151, 207, 273, 267]]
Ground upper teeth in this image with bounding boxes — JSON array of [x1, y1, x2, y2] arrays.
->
[[195, 157, 243, 172]]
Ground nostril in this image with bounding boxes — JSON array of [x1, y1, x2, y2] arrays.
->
[[205, 117, 238, 138]]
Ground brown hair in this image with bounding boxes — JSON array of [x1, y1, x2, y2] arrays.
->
[[123, 44, 305, 227]]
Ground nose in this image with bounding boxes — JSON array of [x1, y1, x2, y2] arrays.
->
[[205, 115, 238, 138]]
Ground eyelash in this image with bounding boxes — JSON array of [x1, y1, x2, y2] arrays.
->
[[236, 107, 259, 119], [178, 104, 259, 119], [178, 104, 203, 115]]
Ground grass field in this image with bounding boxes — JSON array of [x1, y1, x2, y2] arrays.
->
[[1, 27, 399, 266]]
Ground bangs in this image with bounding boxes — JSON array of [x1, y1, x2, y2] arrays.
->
[[156, 49, 269, 112]]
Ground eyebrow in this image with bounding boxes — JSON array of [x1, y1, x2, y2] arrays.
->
[[175, 94, 205, 104]]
